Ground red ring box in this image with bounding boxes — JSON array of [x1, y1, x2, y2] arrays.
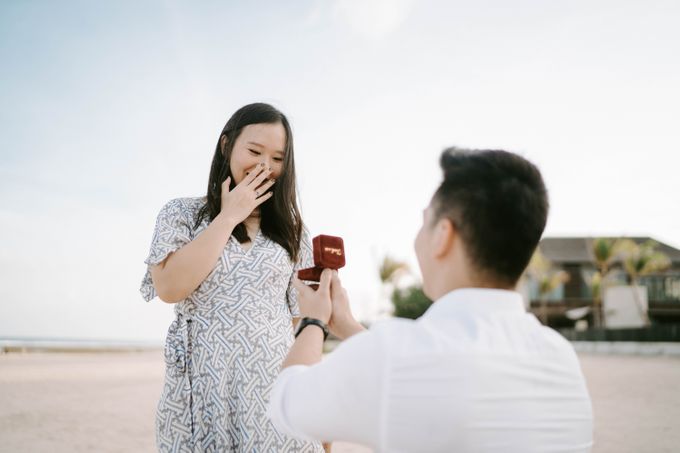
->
[[297, 235, 345, 282]]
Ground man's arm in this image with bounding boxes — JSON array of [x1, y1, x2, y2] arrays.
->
[[269, 325, 385, 448], [282, 320, 326, 368], [327, 271, 366, 340], [270, 270, 383, 447], [283, 270, 365, 370], [281, 270, 333, 370]]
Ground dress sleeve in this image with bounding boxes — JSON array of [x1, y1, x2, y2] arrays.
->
[[285, 227, 314, 317], [139, 198, 194, 302]]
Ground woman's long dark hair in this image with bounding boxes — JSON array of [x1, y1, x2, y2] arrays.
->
[[194, 103, 304, 262]]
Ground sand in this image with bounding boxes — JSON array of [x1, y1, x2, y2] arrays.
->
[[0, 350, 678, 452]]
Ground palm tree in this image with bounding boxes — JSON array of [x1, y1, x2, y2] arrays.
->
[[378, 255, 410, 285], [615, 239, 671, 326], [527, 249, 569, 325], [590, 238, 626, 327], [377, 255, 410, 318], [586, 271, 602, 304]]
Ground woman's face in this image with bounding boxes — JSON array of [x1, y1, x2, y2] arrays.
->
[[227, 122, 287, 185]]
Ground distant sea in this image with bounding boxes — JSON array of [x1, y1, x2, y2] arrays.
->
[[0, 337, 163, 353]]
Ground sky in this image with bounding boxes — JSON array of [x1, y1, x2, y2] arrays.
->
[[1, 0, 679, 343]]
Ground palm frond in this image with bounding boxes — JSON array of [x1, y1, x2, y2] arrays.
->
[[378, 255, 410, 284]]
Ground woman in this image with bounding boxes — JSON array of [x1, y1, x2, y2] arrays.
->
[[140, 103, 323, 452]]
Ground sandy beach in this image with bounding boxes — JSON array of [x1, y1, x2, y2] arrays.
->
[[1, 350, 678, 453]]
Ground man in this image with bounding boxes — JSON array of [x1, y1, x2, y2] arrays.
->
[[268, 148, 593, 452]]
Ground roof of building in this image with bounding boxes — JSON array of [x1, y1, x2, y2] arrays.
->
[[539, 237, 680, 264]]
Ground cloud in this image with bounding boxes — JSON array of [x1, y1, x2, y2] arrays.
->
[[332, 0, 414, 39]]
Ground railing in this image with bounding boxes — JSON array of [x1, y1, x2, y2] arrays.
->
[[528, 278, 680, 304], [559, 324, 680, 342], [640, 276, 680, 302], [529, 297, 680, 325]]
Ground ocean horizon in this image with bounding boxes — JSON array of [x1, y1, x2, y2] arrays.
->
[[0, 336, 163, 352]]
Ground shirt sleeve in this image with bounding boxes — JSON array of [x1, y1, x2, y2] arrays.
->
[[268, 328, 387, 448], [139, 198, 194, 302], [285, 227, 314, 317]]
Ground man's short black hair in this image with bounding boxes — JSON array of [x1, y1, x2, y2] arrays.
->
[[432, 147, 549, 287]]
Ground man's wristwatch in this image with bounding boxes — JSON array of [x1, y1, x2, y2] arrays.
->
[[295, 317, 329, 341]]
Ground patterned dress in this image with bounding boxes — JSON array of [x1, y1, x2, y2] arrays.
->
[[140, 197, 324, 453]]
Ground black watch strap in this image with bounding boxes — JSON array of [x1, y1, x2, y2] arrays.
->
[[295, 317, 329, 341]]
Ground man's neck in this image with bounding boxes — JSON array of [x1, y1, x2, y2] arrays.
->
[[429, 277, 514, 302]]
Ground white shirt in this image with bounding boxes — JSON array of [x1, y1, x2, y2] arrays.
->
[[268, 288, 593, 452]]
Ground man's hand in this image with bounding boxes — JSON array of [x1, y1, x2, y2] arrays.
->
[[328, 271, 366, 340], [292, 269, 333, 324]]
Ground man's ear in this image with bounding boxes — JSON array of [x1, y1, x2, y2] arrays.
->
[[433, 217, 456, 259]]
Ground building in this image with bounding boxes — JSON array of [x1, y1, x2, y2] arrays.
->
[[524, 237, 680, 327]]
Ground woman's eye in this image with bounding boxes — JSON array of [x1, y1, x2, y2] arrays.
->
[[248, 149, 261, 156], [273, 157, 284, 162]]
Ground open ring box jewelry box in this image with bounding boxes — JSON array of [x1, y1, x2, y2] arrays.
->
[[297, 235, 345, 289]]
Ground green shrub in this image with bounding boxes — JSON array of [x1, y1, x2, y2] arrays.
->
[[392, 285, 432, 319]]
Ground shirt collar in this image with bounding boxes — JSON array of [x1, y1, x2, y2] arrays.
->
[[423, 287, 526, 319]]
